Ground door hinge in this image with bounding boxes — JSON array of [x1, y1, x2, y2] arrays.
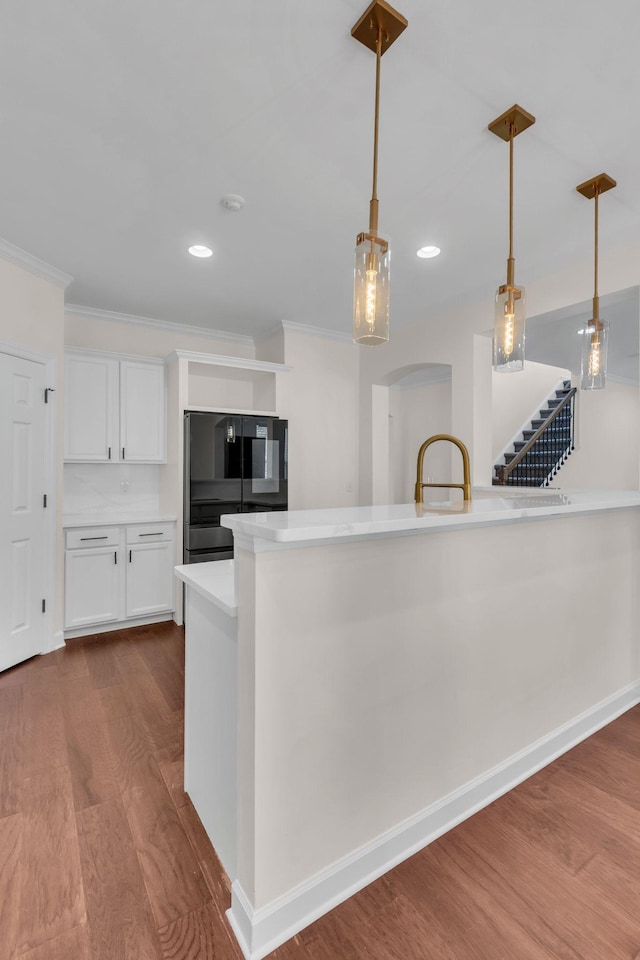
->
[[44, 387, 56, 404], [42, 599, 46, 613], [43, 493, 47, 508]]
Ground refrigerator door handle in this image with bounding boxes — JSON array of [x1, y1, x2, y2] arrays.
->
[[183, 412, 191, 526]]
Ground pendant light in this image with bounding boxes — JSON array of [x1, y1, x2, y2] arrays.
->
[[488, 105, 536, 372], [351, 0, 407, 346], [576, 174, 616, 390]]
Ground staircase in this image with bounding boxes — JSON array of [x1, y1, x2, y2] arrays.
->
[[493, 380, 577, 487]]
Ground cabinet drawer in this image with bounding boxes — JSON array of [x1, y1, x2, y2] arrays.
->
[[126, 523, 174, 544], [66, 527, 120, 549]]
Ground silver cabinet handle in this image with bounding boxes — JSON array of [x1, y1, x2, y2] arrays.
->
[[80, 536, 108, 541], [139, 532, 163, 537]]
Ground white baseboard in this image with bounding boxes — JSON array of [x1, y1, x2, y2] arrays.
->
[[227, 680, 640, 960], [51, 630, 65, 652], [64, 612, 174, 640]]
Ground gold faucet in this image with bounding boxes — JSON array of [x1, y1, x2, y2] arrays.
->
[[415, 434, 472, 504]]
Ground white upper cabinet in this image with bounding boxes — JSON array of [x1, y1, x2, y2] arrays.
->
[[64, 350, 166, 463], [120, 360, 166, 462], [64, 353, 119, 461]]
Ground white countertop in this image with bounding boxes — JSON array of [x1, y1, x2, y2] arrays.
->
[[63, 514, 177, 528], [175, 560, 237, 618], [220, 488, 640, 546]]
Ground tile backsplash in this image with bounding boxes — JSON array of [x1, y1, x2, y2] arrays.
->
[[64, 463, 161, 516]]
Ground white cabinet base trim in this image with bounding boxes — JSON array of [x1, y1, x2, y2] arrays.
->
[[227, 680, 640, 960], [64, 611, 174, 641]]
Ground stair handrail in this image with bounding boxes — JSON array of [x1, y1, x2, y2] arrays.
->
[[495, 386, 577, 484]]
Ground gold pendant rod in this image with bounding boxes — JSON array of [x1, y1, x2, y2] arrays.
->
[[509, 123, 514, 262], [575, 172, 617, 323], [369, 24, 383, 235], [507, 122, 515, 287], [593, 185, 599, 321]]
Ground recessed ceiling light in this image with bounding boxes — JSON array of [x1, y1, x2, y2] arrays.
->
[[188, 244, 213, 258], [417, 245, 441, 259]]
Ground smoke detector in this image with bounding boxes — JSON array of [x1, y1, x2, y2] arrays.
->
[[220, 194, 246, 212]]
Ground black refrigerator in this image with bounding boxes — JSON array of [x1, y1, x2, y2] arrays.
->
[[183, 412, 288, 563]]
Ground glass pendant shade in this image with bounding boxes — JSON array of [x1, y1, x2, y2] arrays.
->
[[353, 235, 390, 346], [493, 285, 525, 372], [581, 318, 608, 390]]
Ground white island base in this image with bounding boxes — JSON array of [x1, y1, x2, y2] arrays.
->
[[177, 490, 640, 960]]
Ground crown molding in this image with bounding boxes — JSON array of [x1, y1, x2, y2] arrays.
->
[[0, 237, 73, 288], [167, 349, 291, 374], [64, 303, 254, 346], [280, 320, 354, 344]]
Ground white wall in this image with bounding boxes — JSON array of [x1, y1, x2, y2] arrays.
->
[[0, 256, 66, 635], [554, 381, 639, 490], [278, 329, 360, 510], [492, 360, 571, 462], [389, 378, 452, 503]]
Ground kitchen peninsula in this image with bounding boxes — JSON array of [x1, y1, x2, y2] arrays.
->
[[176, 488, 640, 960]]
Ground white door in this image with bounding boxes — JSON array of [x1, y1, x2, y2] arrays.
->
[[0, 353, 47, 671], [126, 541, 173, 617], [64, 352, 118, 461], [120, 361, 166, 462], [64, 547, 121, 628]]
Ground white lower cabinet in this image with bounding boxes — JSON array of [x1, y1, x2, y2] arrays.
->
[[65, 546, 120, 629], [64, 522, 175, 633], [126, 541, 174, 618]]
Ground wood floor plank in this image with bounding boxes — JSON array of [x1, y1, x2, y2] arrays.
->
[[106, 709, 157, 795], [97, 681, 135, 721], [76, 798, 163, 960], [121, 757, 211, 928], [18, 924, 93, 960], [455, 799, 640, 958], [0, 813, 22, 959], [61, 676, 119, 811], [17, 766, 86, 954], [486, 773, 597, 875], [0, 658, 31, 689], [177, 801, 231, 908], [157, 901, 241, 960], [137, 635, 184, 713], [21, 675, 67, 780], [546, 766, 640, 877], [55, 642, 90, 682], [159, 758, 189, 810], [83, 638, 122, 690], [117, 650, 184, 762], [424, 830, 585, 960], [0, 685, 24, 817], [548, 729, 640, 811]]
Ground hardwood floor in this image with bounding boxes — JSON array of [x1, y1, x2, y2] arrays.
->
[[1, 621, 639, 959]]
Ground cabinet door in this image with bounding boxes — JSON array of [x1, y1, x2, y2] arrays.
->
[[65, 547, 120, 628], [126, 541, 174, 618], [120, 361, 166, 462], [64, 353, 119, 461]]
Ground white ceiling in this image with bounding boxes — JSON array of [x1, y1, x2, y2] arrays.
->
[[3, 0, 640, 337]]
